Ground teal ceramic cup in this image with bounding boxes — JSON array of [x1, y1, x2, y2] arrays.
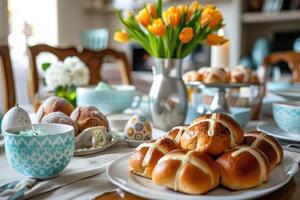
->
[[76, 85, 140, 114], [273, 102, 300, 134], [4, 124, 75, 179]]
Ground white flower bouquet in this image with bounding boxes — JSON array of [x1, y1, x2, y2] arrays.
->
[[43, 56, 90, 88], [42, 56, 90, 106]]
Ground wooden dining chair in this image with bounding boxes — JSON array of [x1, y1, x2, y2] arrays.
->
[[262, 51, 300, 83], [0, 45, 16, 113], [27, 44, 132, 110], [252, 51, 300, 119]]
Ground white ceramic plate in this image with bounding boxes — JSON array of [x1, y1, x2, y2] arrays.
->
[[107, 154, 299, 200], [257, 122, 300, 143], [124, 139, 154, 147], [74, 134, 120, 156]]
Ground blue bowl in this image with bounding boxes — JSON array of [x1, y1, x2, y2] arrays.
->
[[76, 85, 137, 114], [273, 102, 300, 133], [230, 107, 252, 128], [4, 124, 75, 179]]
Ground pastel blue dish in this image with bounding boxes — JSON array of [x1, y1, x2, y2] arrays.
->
[[273, 102, 300, 134], [4, 124, 75, 179], [76, 85, 137, 114], [266, 81, 292, 92], [230, 107, 252, 128]]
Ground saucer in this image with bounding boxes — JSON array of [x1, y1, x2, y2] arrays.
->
[[74, 134, 121, 156], [124, 139, 154, 147], [257, 122, 300, 143]]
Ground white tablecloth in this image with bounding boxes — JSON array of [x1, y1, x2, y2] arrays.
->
[[0, 121, 299, 200]]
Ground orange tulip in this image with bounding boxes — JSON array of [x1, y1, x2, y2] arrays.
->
[[163, 6, 181, 28], [207, 34, 227, 46], [136, 8, 151, 27], [148, 18, 166, 36], [189, 1, 202, 12], [179, 27, 194, 44], [147, 3, 157, 18], [177, 4, 188, 13], [184, 1, 202, 22], [114, 31, 129, 43], [201, 5, 222, 29]]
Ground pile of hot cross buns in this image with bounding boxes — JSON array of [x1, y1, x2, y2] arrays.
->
[[128, 113, 283, 195], [183, 66, 259, 84]]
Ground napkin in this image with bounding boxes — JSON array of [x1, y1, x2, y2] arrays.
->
[[0, 141, 132, 200]]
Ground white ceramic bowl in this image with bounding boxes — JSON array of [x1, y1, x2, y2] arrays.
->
[[273, 101, 300, 133], [76, 85, 137, 114]]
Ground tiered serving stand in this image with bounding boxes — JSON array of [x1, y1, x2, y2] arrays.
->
[[186, 81, 262, 114]]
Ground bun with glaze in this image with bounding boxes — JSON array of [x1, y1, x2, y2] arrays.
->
[[129, 137, 179, 179], [216, 146, 270, 190], [165, 126, 187, 146], [180, 113, 244, 156], [244, 131, 283, 169], [152, 149, 220, 195]]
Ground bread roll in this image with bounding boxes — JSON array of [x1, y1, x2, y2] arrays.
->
[[165, 126, 187, 146], [216, 146, 270, 190], [199, 67, 230, 84], [70, 106, 109, 132], [182, 71, 202, 83], [230, 66, 253, 83], [37, 96, 74, 122], [152, 149, 220, 195], [250, 73, 260, 84], [244, 131, 283, 169], [41, 111, 79, 136], [180, 113, 244, 155], [129, 137, 179, 179]]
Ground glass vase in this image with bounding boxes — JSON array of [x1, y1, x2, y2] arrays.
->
[[55, 84, 77, 107]]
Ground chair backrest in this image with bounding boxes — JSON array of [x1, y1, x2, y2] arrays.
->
[[0, 45, 16, 113], [27, 44, 132, 107], [251, 51, 300, 120], [262, 51, 300, 82], [81, 28, 109, 51]]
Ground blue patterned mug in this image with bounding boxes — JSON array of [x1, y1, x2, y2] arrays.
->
[[4, 124, 75, 179]]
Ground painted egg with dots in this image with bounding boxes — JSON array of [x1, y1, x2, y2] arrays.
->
[[124, 115, 152, 141]]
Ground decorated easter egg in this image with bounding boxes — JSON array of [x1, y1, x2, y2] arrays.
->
[[1, 105, 31, 133], [124, 115, 152, 141]]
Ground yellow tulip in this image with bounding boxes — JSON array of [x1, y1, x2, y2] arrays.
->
[[127, 11, 134, 18], [136, 8, 151, 27], [148, 18, 166, 36], [114, 31, 129, 43], [163, 6, 181, 28], [179, 27, 194, 44], [147, 3, 157, 18], [201, 5, 222, 29], [207, 34, 227, 46]]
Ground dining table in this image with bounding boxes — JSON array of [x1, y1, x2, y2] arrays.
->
[[0, 116, 300, 200]]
